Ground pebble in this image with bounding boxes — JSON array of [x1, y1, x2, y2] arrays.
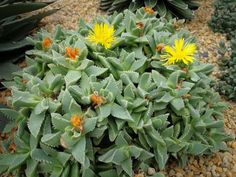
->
[[147, 167, 156, 175], [226, 171, 232, 177], [169, 169, 175, 176], [175, 173, 183, 177], [216, 167, 223, 173], [232, 164, 236, 172]]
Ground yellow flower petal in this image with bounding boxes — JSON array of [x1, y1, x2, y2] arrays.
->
[[161, 38, 196, 66], [87, 23, 116, 49]]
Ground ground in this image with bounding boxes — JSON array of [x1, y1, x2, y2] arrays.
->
[[0, 0, 236, 176]]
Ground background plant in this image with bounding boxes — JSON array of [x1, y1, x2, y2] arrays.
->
[[214, 39, 236, 102], [209, 0, 236, 101], [0, 8, 231, 177], [0, 0, 58, 81], [208, 0, 236, 39], [100, 0, 199, 19]]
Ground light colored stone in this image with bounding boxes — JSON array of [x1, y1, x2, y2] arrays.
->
[[216, 167, 223, 173], [147, 167, 156, 175], [226, 171, 233, 177]]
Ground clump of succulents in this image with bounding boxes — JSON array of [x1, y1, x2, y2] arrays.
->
[[100, 0, 199, 19], [214, 39, 236, 102], [209, 0, 236, 39], [0, 8, 231, 177]]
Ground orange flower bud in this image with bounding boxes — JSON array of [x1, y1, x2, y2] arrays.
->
[[136, 22, 144, 29], [70, 115, 83, 131], [156, 43, 165, 52], [90, 92, 105, 107], [144, 6, 155, 14], [42, 37, 52, 49], [65, 47, 79, 60]]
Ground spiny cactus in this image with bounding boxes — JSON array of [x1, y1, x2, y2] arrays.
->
[[0, 8, 231, 177], [210, 0, 236, 101], [215, 39, 236, 101], [100, 0, 199, 19], [209, 0, 236, 39]]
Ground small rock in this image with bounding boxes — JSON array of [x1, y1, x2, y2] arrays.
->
[[232, 164, 236, 172], [189, 164, 199, 172], [147, 167, 156, 175], [169, 169, 175, 176], [176, 172, 183, 177], [216, 167, 223, 173], [187, 171, 194, 177], [226, 171, 233, 177], [175, 168, 184, 174], [202, 51, 209, 58], [231, 142, 236, 149], [206, 172, 212, 177]]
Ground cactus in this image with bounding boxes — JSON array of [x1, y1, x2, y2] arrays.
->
[[0, 9, 231, 177], [209, 0, 236, 39], [215, 39, 236, 101], [210, 0, 236, 101]]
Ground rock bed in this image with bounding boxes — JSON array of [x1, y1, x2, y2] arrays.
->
[[1, 0, 236, 176]]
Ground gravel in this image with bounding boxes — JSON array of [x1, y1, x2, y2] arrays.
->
[[0, 0, 236, 176]]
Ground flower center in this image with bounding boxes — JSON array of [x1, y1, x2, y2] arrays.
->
[[175, 50, 185, 59]]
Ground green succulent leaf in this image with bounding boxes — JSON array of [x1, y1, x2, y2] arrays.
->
[[28, 110, 45, 138], [111, 103, 133, 121], [41, 132, 61, 147], [170, 98, 185, 111], [72, 136, 87, 166]]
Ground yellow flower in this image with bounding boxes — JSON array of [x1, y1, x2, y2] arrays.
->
[[87, 23, 116, 49], [161, 38, 196, 65]]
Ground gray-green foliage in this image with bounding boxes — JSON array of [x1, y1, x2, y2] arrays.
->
[[100, 0, 199, 19], [0, 8, 231, 177]]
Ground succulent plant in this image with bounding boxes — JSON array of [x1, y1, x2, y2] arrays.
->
[[209, 0, 236, 40], [0, 8, 231, 177], [0, 0, 58, 81], [214, 39, 236, 102], [0, 104, 9, 132], [210, 0, 236, 101], [100, 0, 199, 19]]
